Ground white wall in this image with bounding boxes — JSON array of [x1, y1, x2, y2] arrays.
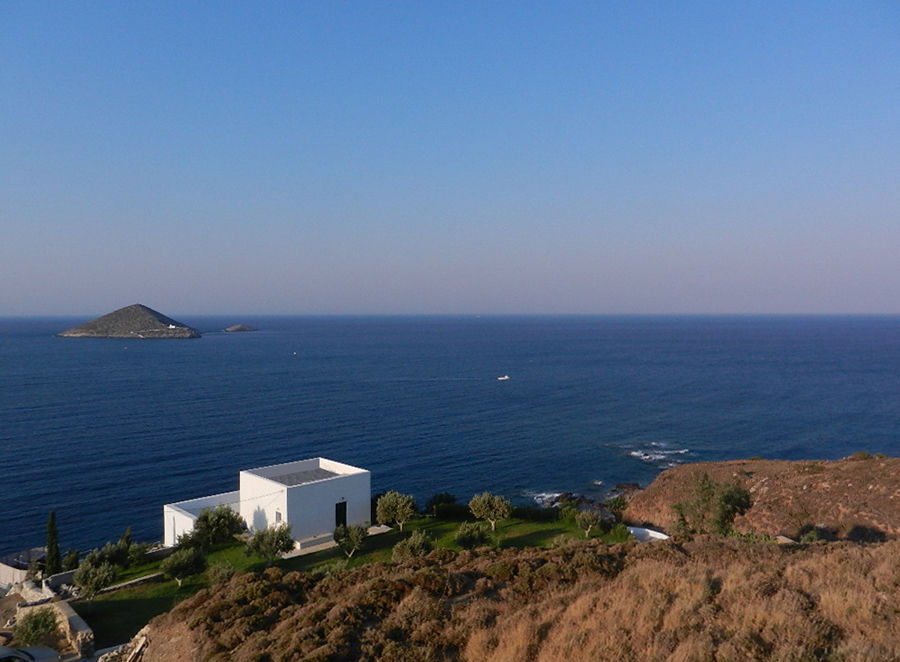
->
[[163, 491, 240, 547], [284, 470, 371, 541], [239, 471, 287, 533]]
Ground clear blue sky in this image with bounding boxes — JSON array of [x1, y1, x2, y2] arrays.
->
[[2, 2, 898, 315]]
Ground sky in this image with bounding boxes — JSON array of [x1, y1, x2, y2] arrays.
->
[[2, 2, 899, 316]]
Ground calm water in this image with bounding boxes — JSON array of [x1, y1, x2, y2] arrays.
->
[[2, 315, 899, 555]]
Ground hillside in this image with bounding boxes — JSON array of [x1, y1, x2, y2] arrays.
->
[[107, 536, 899, 662], [58, 304, 201, 339], [625, 454, 900, 541]]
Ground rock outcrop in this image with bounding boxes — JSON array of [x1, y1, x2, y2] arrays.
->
[[625, 454, 900, 541], [58, 304, 200, 339], [224, 324, 256, 333]]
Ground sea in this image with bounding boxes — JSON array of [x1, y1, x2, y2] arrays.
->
[[2, 315, 899, 556]]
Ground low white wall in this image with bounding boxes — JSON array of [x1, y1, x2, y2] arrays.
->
[[0, 562, 27, 587], [163, 491, 240, 547]]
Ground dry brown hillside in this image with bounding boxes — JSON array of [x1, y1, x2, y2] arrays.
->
[[116, 536, 900, 662], [625, 455, 900, 541]]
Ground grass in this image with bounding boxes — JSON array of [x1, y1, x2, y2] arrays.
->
[[76, 514, 633, 647]]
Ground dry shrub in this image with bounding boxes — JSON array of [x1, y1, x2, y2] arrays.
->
[[140, 536, 900, 662]]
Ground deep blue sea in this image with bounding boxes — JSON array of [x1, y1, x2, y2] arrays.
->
[[3, 315, 899, 556]]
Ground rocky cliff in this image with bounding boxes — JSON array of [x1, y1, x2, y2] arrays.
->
[[58, 304, 200, 339]]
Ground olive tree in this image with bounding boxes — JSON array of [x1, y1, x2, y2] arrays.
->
[[376, 491, 417, 532], [468, 492, 511, 532], [181, 505, 245, 550], [246, 523, 294, 565], [161, 547, 207, 587], [73, 559, 116, 602], [334, 524, 368, 558], [575, 510, 602, 538]]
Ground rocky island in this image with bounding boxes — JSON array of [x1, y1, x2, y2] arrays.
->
[[224, 324, 256, 333], [57, 304, 201, 339]]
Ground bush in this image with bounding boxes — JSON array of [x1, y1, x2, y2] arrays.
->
[[184, 506, 245, 551], [207, 562, 236, 586], [62, 549, 80, 572], [246, 523, 295, 565], [557, 504, 578, 522], [671, 473, 751, 538], [605, 523, 632, 543], [433, 502, 471, 520], [74, 559, 116, 601], [392, 530, 433, 562], [605, 495, 628, 522], [425, 492, 457, 516], [13, 607, 58, 645], [128, 541, 153, 566], [455, 522, 492, 549]]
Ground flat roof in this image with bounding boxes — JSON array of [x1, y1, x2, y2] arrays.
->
[[267, 467, 339, 486]]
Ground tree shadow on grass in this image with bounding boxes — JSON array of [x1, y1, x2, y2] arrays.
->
[[75, 594, 174, 649], [501, 526, 570, 549]]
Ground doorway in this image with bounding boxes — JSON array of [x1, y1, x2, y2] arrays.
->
[[335, 501, 347, 528]]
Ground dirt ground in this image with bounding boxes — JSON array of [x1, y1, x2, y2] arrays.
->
[[0, 592, 22, 642]]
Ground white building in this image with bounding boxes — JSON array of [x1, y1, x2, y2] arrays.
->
[[163, 457, 370, 548]]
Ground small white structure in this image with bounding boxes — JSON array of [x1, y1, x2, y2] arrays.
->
[[626, 526, 670, 542], [163, 458, 370, 548]]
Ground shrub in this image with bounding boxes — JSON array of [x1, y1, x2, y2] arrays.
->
[[246, 523, 295, 565], [184, 505, 245, 551], [425, 492, 457, 516], [207, 562, 236, 586], [606, 523, 632, 543], [74, 559, 116, 601], [128, 541, 153, 567], [455, 522, 492, 549], [671, 473, 751, 538], [557, 504, 578, 522], [62, 548, 80, 572], [392, 530, 433, 562], [13, 607, 58, 645], [433, 502, 471, 520], [605, 495, 628, 522]]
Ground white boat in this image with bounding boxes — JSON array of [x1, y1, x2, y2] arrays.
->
[[497, 375, 510, 381]]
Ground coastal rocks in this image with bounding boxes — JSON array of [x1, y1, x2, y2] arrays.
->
[[57, 304, 200, 339]]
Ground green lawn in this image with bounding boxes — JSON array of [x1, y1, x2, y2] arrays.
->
[[76, 515, 632, 647]]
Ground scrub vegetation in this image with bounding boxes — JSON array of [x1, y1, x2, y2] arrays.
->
[[132, 537, 900, 662]]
